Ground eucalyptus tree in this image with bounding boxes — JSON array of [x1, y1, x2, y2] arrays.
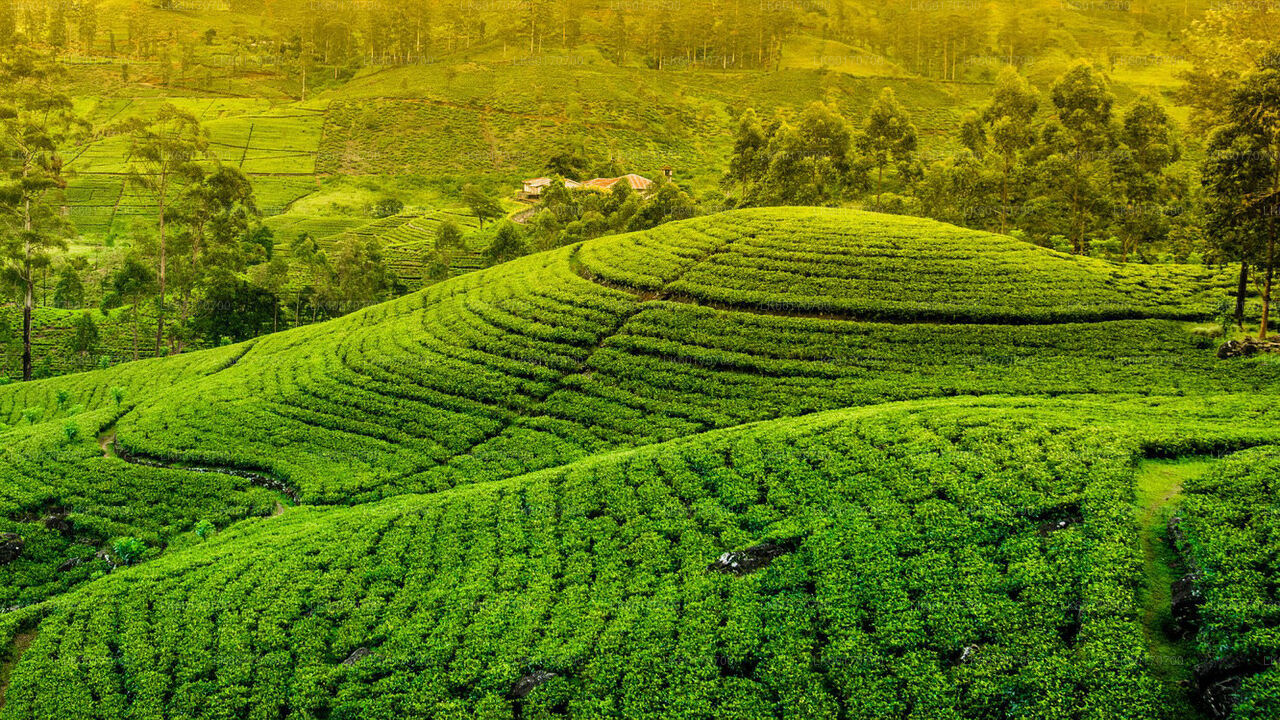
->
[[1203, 54, 1280, 337], [858, 88, 918, 210], [120, 103, 208, 355], [979, 69, 1039, 234], [0, 50, 85, 380]]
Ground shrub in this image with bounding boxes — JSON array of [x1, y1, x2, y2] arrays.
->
[[112, 537, 146, 566], [369, 196, 404, 218]]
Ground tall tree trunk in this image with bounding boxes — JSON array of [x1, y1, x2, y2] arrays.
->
[[21, 197, 32, 381], [1261, 225, 1276, 339], [1235, 260, 1249, 329], [1000, 157, 1009, 235], [22, 278, 32, 382], [132, 304, 140, 360], [155, 191, 167, 356]]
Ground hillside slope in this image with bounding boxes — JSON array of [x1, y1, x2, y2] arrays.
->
[[94, 208, 1258, 502], [4, 397, 1280, 719], [2, 208, 1278, 718]]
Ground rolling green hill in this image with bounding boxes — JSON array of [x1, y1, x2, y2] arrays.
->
[[2, 208, 1279, 718]]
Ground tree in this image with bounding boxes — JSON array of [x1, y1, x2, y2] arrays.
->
[[78, 0, 98, 52], [104, 254, 155, 360], [978, 68, 1039, 233], [726, 103, 858, 207], [70, 310, 98, 366], [121, 103, 208, 356], [545, 148, 590, 180], [427, 219, 464, 282], [1203, 54, 1280, 338], [248, 254, 289, 333], [290, 232, 330, 323], [858, 88, 918, 209], [1110, 96, 1181, 261], [483, 221, 527, 265], [369, 196, 403, 218], [47, 1, 67, 50], [1045, 63, 1117, 254], [627, 181, 699, 230], [462, 183, 503, 227], [53, 262, 83, 308], [193, 270, 276, 344], [435, 219, 463, 253], [0, 51, 82, 381], [724, 108, 770, 202], [1176, 2, 1280, 131], [331, 237, 392, 313], [422, 251, 450, 284], [169, 163, 258, 349]]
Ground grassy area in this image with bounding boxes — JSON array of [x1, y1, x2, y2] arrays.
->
[[1134, 459, 1215, 719]]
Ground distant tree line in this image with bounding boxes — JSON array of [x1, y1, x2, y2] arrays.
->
[[0, 0, 1213, 91], [724, 55, 1280, 338], [725, 64, 1189, 258]]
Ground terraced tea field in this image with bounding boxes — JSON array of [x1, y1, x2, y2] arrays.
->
[[64, 99, 325, 241], [2, 208, 1278, 718]]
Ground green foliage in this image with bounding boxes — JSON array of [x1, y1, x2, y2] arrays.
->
[[0, 200, 1276, 715], [192, 273, 276, 343], [483, 221, 528, 266], [193, 519, 214, 539], [110, 537, 145, 565], [1176, 447, 1280, 718], [462, 184, 503, 228], [859, 88, 919, 208], [727, 102, 862, 207], [52, 263, 83, 309], [368, 196, 404, 218], [1202, 52, 1280, 338], [0, 51, 80, 380], [70, 311, 98, 359], [4, 399, 1280, 718], [434, 219, 464, 252], [422, 250, 450, 284]]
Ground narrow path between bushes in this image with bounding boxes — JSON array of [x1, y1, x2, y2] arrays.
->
[[1134, 458, 1213, 720], [0, 630, 37, 711], [96, 422, 299, 506]]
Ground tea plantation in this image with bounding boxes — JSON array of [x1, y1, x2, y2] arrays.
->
[[2, 208, 1279, 718]]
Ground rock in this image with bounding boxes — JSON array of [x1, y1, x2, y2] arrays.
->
[[57, 556, 89, 572], [0, 533, 22, 564], [507, 670, 557, 700], [1218, 337, 1280, 359], [1193, 656, 1271, 718], [707, 541, 793, 576], [43, 513, 73, 535], [1167, 515, 1189, 550], [341, 647, 370, 665], [1171, 572, 1204, 638], [1028, 502, 1083, 535]]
